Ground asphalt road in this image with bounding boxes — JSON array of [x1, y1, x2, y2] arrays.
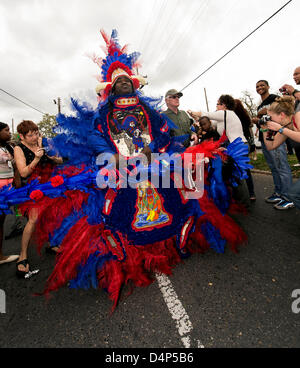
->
[[0, 173, 300, 348]]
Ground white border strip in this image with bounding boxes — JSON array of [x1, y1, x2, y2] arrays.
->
[[155, 273, 204, 348]]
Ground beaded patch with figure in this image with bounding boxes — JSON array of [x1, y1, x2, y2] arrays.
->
[[108, 105, 152, 157], [133, 181, 172, 231]]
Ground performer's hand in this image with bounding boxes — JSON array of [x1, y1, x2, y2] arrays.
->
[[141, 146, 152, 164]]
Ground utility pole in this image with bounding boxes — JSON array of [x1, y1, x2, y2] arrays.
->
[[53, 97, 61, 114], [204, 88, 209, 112], [11, 118, 14, 134], [57, 97, 61, 114]]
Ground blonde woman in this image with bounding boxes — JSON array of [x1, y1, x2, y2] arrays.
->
[[261, 96, 300, 210]]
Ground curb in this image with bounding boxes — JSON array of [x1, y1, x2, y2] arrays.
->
[[251, 169, 272, 176], [251, 169, 299, 179]]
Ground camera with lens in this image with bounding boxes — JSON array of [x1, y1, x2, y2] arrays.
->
[[279, 87, 289, 96], [258, 115, 271, 127], [258, 115, 276, 141]]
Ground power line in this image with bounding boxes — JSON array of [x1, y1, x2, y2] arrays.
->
[[0, 88, 46, 115], [155, 0, 210, 78], [179, 0, 293, 93], [139, 0, 169, 62], [143, 0, 203, 94]]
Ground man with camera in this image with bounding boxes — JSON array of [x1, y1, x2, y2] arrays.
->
[[280, 66, 300, 107], [253, 80, 293, 209]]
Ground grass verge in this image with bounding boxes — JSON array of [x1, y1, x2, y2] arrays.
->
[[250, 153, 300, 178]]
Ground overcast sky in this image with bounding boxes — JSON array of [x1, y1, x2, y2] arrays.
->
[[0, 0, 299, 131]]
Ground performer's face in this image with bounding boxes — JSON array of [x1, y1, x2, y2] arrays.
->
[[113, 76, 134, 95]]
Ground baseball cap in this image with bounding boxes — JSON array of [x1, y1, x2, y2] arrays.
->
[[165, 89, 183, 98]]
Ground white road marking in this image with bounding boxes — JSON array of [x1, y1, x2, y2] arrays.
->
[[155, 273, 204, 348]]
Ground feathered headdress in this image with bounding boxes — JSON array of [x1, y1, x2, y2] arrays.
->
[[91, 29, 147, 100]]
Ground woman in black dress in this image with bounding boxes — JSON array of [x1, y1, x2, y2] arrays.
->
[[14, 120, 62, 278]]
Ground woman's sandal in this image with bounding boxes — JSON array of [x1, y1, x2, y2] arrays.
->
[[16, 259, 29, 278], [16, 259, 39, 279]]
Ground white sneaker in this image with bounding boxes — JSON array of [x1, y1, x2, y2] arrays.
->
[[274, 200, 295, 210]]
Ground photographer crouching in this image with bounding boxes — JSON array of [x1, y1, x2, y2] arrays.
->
[[261, 96, 299, 210]]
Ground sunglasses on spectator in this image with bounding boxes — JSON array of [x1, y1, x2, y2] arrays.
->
[[169, 95, 180, 99]]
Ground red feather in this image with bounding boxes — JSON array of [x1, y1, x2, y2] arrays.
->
[[43, 217, 103, 295]]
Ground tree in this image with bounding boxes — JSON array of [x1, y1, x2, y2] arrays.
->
[[38, 114, 58, 138], [240, 90, 258, 118]]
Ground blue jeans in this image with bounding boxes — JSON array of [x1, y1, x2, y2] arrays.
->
[[289, 179, 300, 209], [261, 140, 293, 200]]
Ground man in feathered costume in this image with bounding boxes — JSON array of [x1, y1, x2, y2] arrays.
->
[[0, 30, 251, 310]]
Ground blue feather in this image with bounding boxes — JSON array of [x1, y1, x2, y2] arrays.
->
[[209, 157, 230, 214], [69, 252, 114, 289], [49, 211, 85, 247], [201, 222, 226, 254], [225, 138, 253, 185]]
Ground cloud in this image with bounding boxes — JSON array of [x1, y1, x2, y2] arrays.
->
[[0, 0, 299, 128]]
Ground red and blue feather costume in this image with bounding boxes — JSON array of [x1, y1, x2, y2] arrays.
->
[[0, 30, 251, 310]]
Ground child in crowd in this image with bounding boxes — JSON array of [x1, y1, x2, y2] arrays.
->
[[197, 116, 220, 143]]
